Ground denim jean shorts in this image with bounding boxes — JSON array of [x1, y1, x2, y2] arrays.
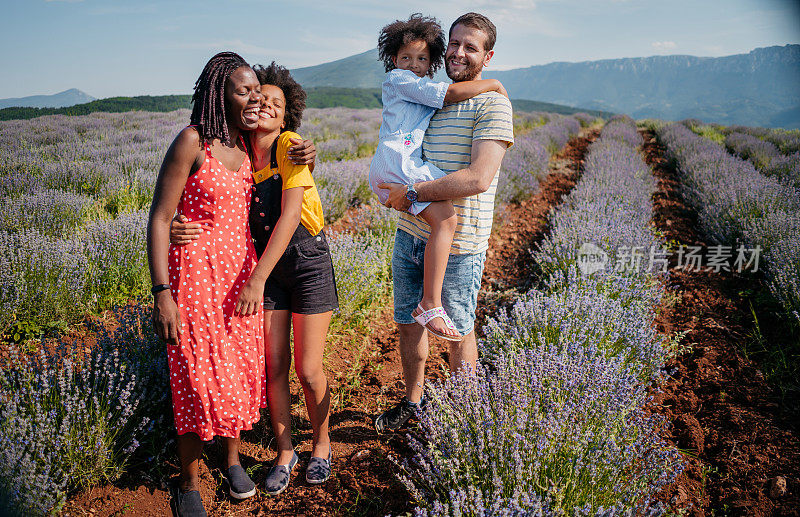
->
[[263, 229, 339, 314], [392, 229, 486, 336]]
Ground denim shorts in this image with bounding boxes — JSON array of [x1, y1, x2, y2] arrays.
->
[[263, 229, 339, 314], [392, 229, 486, 336]]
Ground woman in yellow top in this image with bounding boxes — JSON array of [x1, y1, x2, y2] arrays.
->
[[174, 62, 337, 495], [239, 62, 338, 494]]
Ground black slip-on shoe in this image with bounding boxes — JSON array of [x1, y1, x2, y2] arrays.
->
[[263, 451, 299, 496], [225, 464, 257, 500]]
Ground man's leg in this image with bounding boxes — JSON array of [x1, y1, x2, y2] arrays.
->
[[376, 230, 427, 433], [441, 250, 486, 374], [398, 322, 428, 404], [449, 329, 477, 374]]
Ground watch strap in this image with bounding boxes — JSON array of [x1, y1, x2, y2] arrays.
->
[[151, 284, 170, 295]]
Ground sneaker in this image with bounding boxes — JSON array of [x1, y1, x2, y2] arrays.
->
[[263, 451, 299, 496], [171, 489, 207, 517], [225, 464, 256, 500], [374, 396, 425, 434], [305, 449, 332, 484]]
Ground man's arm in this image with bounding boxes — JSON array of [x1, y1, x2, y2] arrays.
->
[[378, 138, 509, 211]]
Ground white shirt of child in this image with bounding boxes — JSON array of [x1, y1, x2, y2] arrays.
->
[[369, 69, 449, 215]]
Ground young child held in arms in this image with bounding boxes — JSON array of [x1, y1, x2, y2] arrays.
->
[[370, 13, 507, 341]]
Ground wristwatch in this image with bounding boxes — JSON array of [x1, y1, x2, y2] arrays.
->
[[405, 184, 418, 203]]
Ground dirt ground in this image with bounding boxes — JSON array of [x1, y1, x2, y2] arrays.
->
[[642, 130, 800, 517], [62, 130, 597, 517]]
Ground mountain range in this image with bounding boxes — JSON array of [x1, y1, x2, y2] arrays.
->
[[3, 46, 799, 128], [0, 88, 95, 109], [291, 45, 800, 128]]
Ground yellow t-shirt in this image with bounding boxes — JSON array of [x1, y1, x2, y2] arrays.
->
[[253, 131, 325, 236]]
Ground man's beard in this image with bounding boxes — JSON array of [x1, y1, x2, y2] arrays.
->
[[446, 57, 482, 82]]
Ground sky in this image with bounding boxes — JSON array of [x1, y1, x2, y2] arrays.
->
[[1, 0, 798, 99]]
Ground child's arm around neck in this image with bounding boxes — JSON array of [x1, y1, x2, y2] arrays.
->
[[444, 79, 507, 105]]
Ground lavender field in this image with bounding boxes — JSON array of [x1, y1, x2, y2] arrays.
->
[[0, 107, 596, 515], [4, 105, 797, 515]]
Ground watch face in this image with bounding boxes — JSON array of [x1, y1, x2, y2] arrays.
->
[[406, 186, 417, 202]]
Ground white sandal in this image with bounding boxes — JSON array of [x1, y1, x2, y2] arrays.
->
[[412, 304, 462, 342]]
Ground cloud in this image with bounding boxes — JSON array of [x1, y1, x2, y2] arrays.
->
[[651, 41, 677, 53]]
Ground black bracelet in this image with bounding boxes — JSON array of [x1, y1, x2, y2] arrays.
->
[[151, 284, 170, 295]]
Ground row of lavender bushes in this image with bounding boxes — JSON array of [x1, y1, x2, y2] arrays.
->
[[657, 122, 800, 325], [400, 116, 682, 515], [496, 114, 588, 203], [723, 124, 800, 155], [723, 132, 800, 189], [678, 119, 800, 190]]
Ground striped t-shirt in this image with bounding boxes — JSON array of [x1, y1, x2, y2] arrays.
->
[[397, 91, 514, 254]]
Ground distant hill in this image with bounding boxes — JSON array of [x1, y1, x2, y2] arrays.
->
[[0, 88, 95, 109], [484, 45, 800, 128], [1, 88, 605, 122], [0, 95, 192, 121], [305, 87, 383, 109], [290, 45, 800, 129]]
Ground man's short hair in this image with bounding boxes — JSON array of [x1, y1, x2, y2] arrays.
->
[[449, 12, 496, 52]]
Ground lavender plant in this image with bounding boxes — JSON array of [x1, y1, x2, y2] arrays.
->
[[724, 124, 800, 155], [725, 132, 781, 171], [535, 135, 660, 280], [313, 157, 375, 222], [402, 346, 681, 516], [0, 229, 87, 333], [481, 268, 667, 380], [0, 305, 171, 517], [600, 115, 643, 147], [763, 152, 800, 189], [0, 189, 102, 237], [497, 115, 582, 204], [496, 133, 549, 204], [328, 221, 395, 329]]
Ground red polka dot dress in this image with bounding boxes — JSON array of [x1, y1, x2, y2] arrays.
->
[[167, 137, 266, 441]]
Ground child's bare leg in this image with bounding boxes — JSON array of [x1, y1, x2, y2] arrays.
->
[[413, 201, 459, 338]]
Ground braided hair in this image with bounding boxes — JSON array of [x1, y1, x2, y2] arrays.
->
[[190, 51, 250, 145]]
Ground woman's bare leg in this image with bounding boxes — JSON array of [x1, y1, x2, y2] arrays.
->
[[292, 311, 333, 458], [264, 309, 296, 465], [177, 432, 204, 491], [221, 436, 241, 469], [415, 200, 459, 338]]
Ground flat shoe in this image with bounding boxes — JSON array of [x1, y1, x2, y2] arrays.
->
[[172, 489, 207, 517], [225, 464, 256, 500], [305, 449, 332, 484], [264, 451, 298, 496]]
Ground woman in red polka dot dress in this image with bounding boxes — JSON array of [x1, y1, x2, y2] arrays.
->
[[146, 52, 267, 516]]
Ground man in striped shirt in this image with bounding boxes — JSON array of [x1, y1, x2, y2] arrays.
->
[[375, 12, 514, 433]]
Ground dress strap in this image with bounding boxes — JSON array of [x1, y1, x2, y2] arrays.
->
[[239, 134, 250, 165]]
